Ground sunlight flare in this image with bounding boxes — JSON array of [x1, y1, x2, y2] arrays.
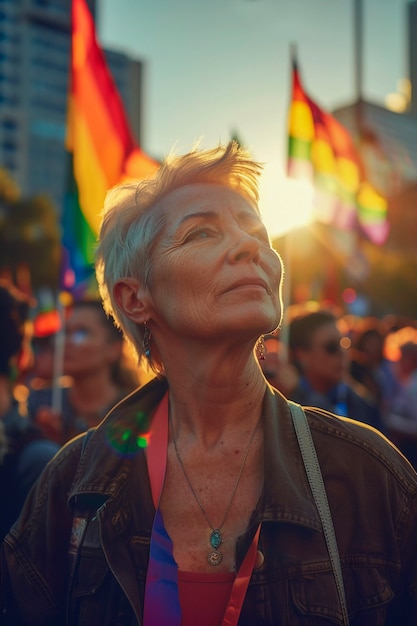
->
[[259, 161, 315, 238]]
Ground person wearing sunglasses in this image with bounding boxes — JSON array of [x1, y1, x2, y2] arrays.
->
[[288, 310, 383, 431]]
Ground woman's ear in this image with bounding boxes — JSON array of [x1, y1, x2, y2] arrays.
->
[[113, 278, 149, 323]]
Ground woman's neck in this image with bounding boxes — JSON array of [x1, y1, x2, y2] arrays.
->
[[165, 353, 266, 448]]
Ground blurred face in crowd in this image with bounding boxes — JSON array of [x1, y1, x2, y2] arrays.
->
[[298, 322, 347, 391], [64, 306, 122, 379], [398, 343, 417, 380]]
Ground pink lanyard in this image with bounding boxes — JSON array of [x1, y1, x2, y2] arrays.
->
[[145, 392, 261, 626]]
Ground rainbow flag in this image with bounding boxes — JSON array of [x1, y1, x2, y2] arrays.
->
[[65, 0, 159, 281], [287, 60, 389, 245]]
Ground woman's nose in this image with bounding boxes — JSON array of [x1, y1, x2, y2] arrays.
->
[[228, 230, 261, 264]]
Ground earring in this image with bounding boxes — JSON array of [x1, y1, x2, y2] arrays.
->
[[143, 321, 152, 360], [257, 335, 266, 361]]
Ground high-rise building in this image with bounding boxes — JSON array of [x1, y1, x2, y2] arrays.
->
[[408, 0, 417, 116], [0, 0, 143, 215]]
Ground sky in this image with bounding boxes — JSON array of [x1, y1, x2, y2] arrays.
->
[[98, 0, 411, 236]]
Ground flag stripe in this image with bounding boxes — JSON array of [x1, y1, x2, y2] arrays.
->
[[72, 112, 110, 235], [70, 0, 158, 236], [72, 91, 127, 183], [287, 60, 389, 245], [64, 0, 159, 288], [288, 136, 312, 161], [72, 0, 135, 152]]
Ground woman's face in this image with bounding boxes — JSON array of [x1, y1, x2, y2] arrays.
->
[[143, 183, 283, 342]]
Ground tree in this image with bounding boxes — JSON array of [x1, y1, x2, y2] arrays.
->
[[0, 168, 62, 290]]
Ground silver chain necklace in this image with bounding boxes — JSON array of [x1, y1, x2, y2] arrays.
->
[[171, 415, 260, 567]]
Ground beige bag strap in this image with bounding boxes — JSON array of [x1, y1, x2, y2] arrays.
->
[[289, 401, 350, 626]]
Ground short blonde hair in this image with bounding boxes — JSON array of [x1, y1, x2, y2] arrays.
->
[[95, 141, 263, 371]]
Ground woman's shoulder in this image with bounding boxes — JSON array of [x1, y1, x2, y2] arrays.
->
[[23, 433, 87, 491], [304, 405, 417, 493], [34, 376, 168, 498], [97, 375, 168, 438]]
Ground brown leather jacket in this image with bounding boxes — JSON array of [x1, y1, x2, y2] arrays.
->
[[1, 377, 417, 625]]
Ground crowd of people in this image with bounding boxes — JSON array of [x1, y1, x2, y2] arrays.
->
[[0, 281, 59, 541], [259, 304, 417, 470], [0, 141, 416, 624], [0, 288, 142, 541]]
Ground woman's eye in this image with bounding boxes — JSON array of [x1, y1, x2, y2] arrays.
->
[[196, 229, 209, 239], [185, 228, 212, 241]]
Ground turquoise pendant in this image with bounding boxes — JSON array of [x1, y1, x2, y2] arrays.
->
[[210, 529, 223, 549], [208, 529, 223, 566]]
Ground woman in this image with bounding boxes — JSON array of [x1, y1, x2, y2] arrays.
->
[[28, 299, 140, 444], [1, 142, 417, 625]]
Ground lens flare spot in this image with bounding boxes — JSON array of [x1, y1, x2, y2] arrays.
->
[[121, 430, 131, 441], [105, 410, 150, 456], [137, 433, 150, 448]]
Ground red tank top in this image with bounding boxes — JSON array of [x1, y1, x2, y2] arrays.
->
[[178, 570, 236, 626]]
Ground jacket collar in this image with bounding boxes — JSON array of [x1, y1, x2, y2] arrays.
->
[[257, 385, 321, 531], [68, 378, 321, 533], [68, 376, 168, 507]]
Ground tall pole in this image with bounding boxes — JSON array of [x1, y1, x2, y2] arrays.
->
[[354, 0, 363, 102], [353, 0, 365, 269], [353, 0, 365, 145]]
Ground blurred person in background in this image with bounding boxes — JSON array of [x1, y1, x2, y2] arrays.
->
[[386, 335, 417, 469], [0, 281, 59, 540], [349, 320, 400, 423], [28, 299, 140, 445], [288, 310, 383, 431]]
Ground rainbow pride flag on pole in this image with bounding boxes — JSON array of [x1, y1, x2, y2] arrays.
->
[[64, 0, 159, 284], [287, 58, 389, 245]]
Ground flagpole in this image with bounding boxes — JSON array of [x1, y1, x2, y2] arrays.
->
[[353, 0, 365, 141], [51, 294, 65, 415], [280, 43, 298, 361], [354, 0, 363, 102], [353, 0, 366, 277]]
